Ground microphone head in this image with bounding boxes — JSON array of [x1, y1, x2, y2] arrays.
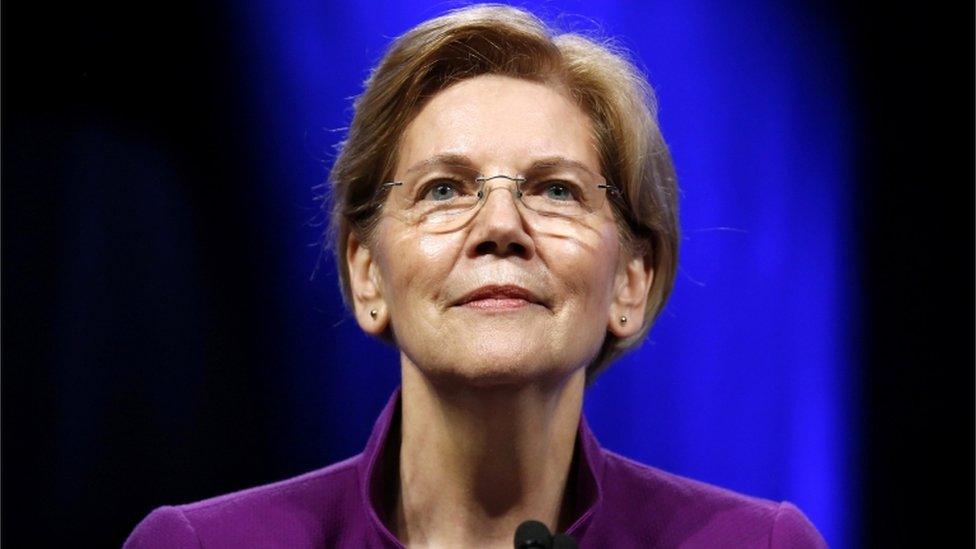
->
[[514, 520, 553, 548], [552, 533, 579, 549]]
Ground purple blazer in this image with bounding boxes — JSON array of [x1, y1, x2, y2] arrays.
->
[[124, 390, 827, 548]]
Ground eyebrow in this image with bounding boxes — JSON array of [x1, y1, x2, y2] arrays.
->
[[403, 154, 598, 175], [524, 156, 597, 175], [403, 153, 477, 175]]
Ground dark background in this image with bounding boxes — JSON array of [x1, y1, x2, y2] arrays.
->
[[3, 1, 973, 546]]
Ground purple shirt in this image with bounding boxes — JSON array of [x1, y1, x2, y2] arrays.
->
[[124, 390, 827, 548]]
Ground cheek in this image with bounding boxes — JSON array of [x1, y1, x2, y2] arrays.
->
[[375, 224, 464, 307], [542, 224, 620, 308]]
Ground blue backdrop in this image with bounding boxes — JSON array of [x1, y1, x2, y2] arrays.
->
[[228, 1, 855, 546]]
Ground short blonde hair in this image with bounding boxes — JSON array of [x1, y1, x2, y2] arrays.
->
[[326, 4, 679, 381]]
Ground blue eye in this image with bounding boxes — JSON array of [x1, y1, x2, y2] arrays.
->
[[544, 182, 573, 201], [425, 182, 458, 201]]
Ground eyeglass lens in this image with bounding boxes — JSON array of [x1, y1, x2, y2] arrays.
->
[[382, 163, 612, 233]]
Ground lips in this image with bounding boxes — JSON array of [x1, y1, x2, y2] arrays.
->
[[455, 284, 545, 308]]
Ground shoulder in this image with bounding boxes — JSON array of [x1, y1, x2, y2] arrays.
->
[[595, 451, 827, 548], [122, 506, 199, 549], [123, 455, 363, 549]]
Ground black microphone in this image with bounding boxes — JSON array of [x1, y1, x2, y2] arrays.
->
[[514, 520, 552, 548], [552, 533, 578, 549], [514, 520, 579, 549]]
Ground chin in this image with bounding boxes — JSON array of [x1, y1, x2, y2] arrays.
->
[[417, 344, 578, 389]]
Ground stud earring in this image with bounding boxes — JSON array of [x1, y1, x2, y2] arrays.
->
[[370, 309, 378, 320], [620, 315, 628, 325]]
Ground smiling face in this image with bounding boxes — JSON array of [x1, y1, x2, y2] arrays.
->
[[347, 74, 653, 387]]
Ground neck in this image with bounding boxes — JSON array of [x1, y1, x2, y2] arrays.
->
[[394, 357, 585, 548]]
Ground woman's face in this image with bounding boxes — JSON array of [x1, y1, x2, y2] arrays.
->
[[349, 74, 652, 386]]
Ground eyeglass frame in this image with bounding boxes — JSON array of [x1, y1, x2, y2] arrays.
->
[[375, 166, 621, 225]]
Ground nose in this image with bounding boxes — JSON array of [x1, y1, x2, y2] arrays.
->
[[466, 182, 535, 259]]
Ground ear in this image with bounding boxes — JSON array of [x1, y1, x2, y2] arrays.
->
[[346, 231, 389, 335], [607, 251, 655, 338]]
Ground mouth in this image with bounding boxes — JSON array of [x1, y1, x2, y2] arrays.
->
[[454, 284, 546, 311]]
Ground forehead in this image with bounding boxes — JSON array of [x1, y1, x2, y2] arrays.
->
[[396, 74, 599, 176]]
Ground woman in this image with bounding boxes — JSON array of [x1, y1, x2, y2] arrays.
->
[[125, 5, 826, 548]]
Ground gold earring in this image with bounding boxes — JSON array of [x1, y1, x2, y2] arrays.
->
[[620, 315, 628, 325], [370, 309, 378, 320]]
